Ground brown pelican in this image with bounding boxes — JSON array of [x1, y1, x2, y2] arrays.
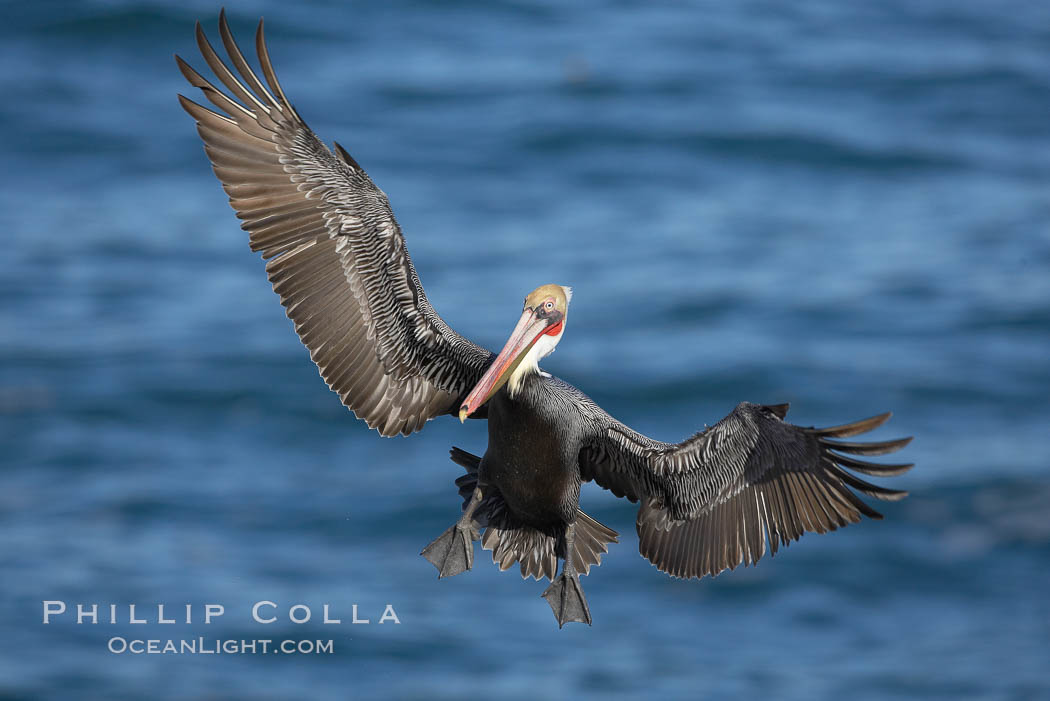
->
[[176, 13, 913, 627]]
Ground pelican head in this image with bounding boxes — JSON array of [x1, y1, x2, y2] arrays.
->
[[459, 284, 572, 421]]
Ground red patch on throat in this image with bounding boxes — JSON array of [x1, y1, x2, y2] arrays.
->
[[543, 321, 563, 337]]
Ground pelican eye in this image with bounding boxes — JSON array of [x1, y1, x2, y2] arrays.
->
[[544, 300, 554, 311]]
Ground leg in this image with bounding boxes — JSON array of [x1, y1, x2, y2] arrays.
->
[[541, 521, 592, 627], [421, 487, 483, 578]]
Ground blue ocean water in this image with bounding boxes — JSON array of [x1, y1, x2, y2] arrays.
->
[[2, 0, 1049, 698]]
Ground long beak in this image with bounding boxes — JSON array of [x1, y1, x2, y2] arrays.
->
[[459, 308, 547, 421]]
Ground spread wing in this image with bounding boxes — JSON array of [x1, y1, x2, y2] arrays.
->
[[176, 13, 492, 436], [579, 400, 912, 579]]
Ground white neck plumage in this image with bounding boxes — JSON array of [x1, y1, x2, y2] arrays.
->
[[507, 328, 562, 398]]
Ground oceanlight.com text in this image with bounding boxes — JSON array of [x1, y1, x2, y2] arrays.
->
[[107, 637, 334, 655]]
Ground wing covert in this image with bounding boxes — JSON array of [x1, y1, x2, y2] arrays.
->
[[177, 13, 492, 436]]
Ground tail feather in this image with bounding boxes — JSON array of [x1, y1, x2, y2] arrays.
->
[[572, 510, 620, 576], [449, 447, 619, 580]]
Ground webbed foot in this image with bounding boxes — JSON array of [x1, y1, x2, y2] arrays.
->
[[542, 571, 592, 627], [421, 521, 479, 578]]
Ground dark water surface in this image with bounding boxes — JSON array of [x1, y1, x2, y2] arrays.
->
[[2, 1, 1049, 698]]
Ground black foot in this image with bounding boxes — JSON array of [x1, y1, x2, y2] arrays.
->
[[542, 571, 592, 627], [421, 522, 478, 578]]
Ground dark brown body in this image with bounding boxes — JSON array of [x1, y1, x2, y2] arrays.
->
[[479, 374, 588, 531]]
